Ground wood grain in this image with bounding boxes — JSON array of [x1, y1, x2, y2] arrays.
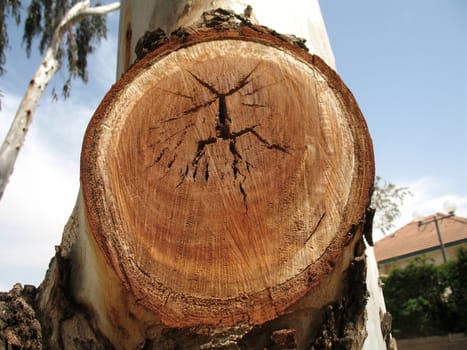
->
[[81, 31, 374, 327]]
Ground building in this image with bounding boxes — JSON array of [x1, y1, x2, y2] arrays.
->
[[374, 213, 467, 276]]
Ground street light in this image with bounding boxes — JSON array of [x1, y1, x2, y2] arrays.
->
[[413, 201, 457, 263]]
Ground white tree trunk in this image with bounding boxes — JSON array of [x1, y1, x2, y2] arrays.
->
[[31, 1, 392, 349], [117, 0, 335, 76], [363, 245, 393, 349], [0, 0, 120, 200]]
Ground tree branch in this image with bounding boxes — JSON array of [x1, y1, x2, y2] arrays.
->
[[52, 1, 120, 52], [0, 0, 120, 200]]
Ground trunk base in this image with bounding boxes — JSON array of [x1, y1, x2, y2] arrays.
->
[[0, 238, 369, 349]]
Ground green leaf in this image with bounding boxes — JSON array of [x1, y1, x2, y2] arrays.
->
[[0, 0, 22, 75], [6, 0, 112, 97], [371, 176, 412, 234]]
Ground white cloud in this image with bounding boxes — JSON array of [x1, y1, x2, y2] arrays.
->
[[0, 28, 116, 289], [0, 91, 21, 140], [374, 177, 467, 241], [91, 33, 118, 89], [0, 91, 87, 288]]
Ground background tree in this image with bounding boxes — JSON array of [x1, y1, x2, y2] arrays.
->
[[443, 247, 467, 333], [382, 248, 467, 338], [371, 175, 412, 235], [0, 0, 21, 77], [0, 0, 119, 200]]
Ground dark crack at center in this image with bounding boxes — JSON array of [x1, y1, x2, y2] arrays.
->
[[148, 65, 290, 208]]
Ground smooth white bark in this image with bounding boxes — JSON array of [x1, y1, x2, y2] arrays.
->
[[363, 245, 391, 349], [117, 0, 335, 76], [0, 0, 120, 200]]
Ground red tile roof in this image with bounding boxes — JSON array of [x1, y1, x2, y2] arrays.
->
[[374, 213, 467, 262]]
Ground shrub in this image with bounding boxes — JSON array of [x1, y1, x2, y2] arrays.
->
[[382, 248, 467, 338]]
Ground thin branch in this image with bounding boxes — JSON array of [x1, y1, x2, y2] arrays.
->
[[0, 0, 120, 200], [52, 1, 120, 53]]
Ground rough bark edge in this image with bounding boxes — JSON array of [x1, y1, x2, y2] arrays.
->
[[0, 284, 42, 350], [0, 196, 376, 349], [309, 250, 368, 349], [0, 242, 372, 350], [380, 311, 397, 350], [32, 204, 114, 350], [35, 249, 113, 349], [133, 8, 308, 65]]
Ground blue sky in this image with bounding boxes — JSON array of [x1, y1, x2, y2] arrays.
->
[[321, 0, 466, 191], [0, 1, 466, 289]]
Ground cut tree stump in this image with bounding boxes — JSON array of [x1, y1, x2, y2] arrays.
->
[[81, 20, 374, 329], [23, 9, 379, 350]]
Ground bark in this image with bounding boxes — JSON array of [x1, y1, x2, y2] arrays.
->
[[116, 0, 335, 77], [0, 284, 42, 349], [0, 0, 120, 201]]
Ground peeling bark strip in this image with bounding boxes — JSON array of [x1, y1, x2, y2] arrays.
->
[[310, 253, 368, 350], [79, 6, 374, 335]]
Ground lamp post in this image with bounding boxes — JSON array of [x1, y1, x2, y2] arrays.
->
[[414, 201, 457, 264]]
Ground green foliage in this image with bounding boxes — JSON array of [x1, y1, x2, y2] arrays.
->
[[382, 248, 467, 339], [0, 0, 21, 76], [371, 176, 412, 234], [72, 13, 107, 82], [442, 248, 467, 332], [1, 1, 109, 96], [24, 0, 108, 97]]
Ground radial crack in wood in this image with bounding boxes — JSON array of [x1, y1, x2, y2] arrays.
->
[[80, 28, 374, 328]]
